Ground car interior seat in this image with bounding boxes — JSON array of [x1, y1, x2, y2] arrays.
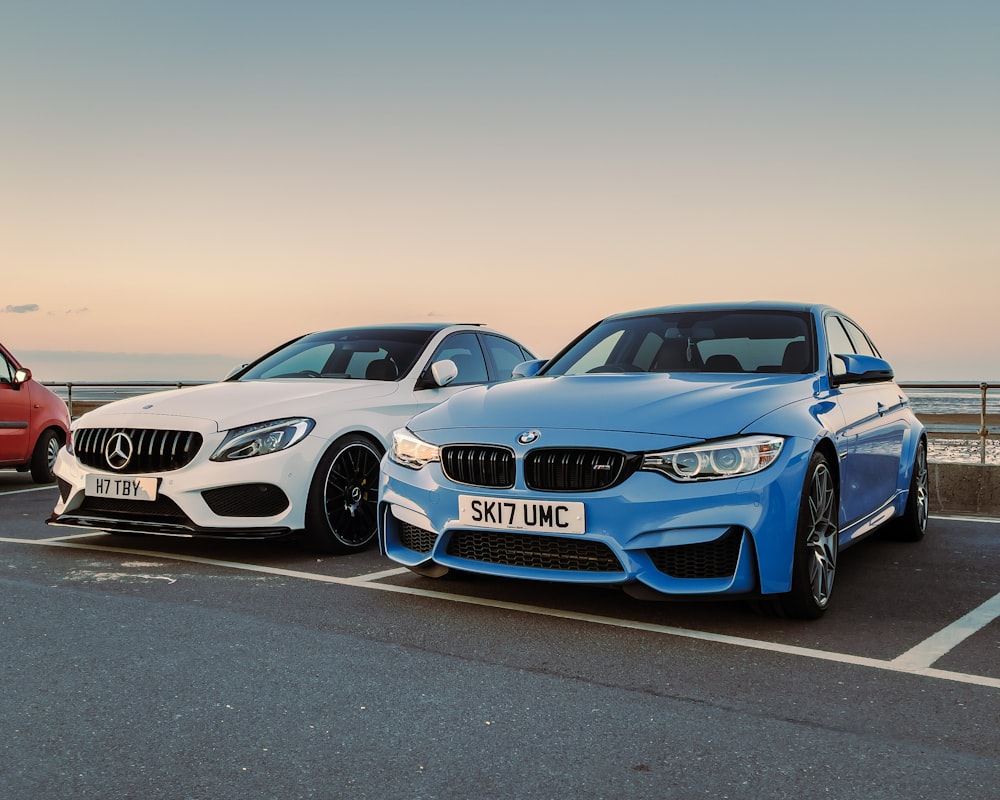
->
[[704, 354, 743, 372], [365, 357, 398, 381], [781, 340, 810, 373], [652, 338, 703, 372]]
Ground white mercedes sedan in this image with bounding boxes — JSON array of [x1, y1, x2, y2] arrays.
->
[[48, 323, 535, 552]]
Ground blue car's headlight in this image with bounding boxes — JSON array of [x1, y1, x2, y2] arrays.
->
[[389, 428, 440, 470], [210, 418, 315, 462], [641, 435, 784, 481]]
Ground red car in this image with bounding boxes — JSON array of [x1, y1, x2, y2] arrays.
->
[[1, 343, 71, 483]]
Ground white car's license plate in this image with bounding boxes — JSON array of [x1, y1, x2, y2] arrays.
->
[[85, 474, 158, 501], [458, 495, 585, 534]]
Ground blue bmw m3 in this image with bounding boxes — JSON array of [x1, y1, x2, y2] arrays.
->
[[378, 302, 929, 619]]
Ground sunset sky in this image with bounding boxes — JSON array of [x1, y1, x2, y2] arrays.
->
[[3, 1, 998, 381]]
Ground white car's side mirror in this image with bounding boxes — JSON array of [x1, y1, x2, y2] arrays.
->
[[430, 359, 459, 387]]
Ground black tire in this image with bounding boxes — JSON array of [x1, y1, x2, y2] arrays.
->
[[885, 439, 929, 542], [30, 428, 61, 483], [304, 434, 384, 554], [755, 452, 839, 620]]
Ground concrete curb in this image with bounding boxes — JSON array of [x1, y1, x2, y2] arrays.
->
[[929, 462, 1000, 516]]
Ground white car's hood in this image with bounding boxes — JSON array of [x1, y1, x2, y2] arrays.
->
[[76, 379, 399, 431]]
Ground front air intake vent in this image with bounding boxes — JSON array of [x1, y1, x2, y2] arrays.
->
[[399, 522, 437, 554], [202, 484, 289, 517], [446, 530, 622, 572], [648, 528, 743, 579]]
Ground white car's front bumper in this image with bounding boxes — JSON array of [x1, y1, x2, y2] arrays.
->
[[47, 428, 328, 539]]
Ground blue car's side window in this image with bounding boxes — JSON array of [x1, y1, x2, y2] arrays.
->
[[825, 317, 856, 377], [840, 317, 880, 359]]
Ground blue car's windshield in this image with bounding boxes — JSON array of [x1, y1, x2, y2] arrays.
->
[[238, 327, 437, 382], [545, 310, 815, 376]]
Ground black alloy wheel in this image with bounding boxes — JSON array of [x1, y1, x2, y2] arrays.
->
[[304, 434, 384, 553]]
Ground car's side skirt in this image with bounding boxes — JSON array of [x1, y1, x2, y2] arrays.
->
[[839, 494, 901, 549]]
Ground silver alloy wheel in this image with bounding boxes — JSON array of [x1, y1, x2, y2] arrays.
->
[[886, 438, 930, 543], [46, 434, 60, 471], [805, 461, 838, 608], [31, 429, 61, 483], [913, 441, 929, 534]]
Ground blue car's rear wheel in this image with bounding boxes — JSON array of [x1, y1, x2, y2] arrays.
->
[[304, 434, 384, 553], [885, 438, 929, 542]]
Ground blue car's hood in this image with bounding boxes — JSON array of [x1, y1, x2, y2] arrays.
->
[[410, 373, 817, 440]]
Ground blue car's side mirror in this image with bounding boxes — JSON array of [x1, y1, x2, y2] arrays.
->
[[830, 353, 894, 386], [511, 359, 547, 379]]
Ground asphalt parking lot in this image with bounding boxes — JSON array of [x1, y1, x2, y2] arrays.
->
[[2, 471, 998, 799]]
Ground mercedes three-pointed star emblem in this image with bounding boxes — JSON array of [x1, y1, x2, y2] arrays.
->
[[104, 432, 134, 471]]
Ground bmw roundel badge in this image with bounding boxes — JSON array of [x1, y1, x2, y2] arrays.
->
[[517, 430, 540, 445]]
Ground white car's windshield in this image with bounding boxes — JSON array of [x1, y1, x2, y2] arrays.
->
[[238, 328, 437, 382], [545, 311, 815, 376]]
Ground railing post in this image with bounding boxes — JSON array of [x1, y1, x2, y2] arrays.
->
[[980, 383, 989, 465], [67, 382, 74, 419]]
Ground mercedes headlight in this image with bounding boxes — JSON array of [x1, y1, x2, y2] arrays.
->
[[641, 436, 784, 481], [390, 428, 440, 470], [211, 418, 315, 462]]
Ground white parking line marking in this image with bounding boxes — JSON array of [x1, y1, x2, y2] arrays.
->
[[353, 583, 1000, 689], [351, 565, 412, 581], [2, 535, 998, 690], [0, 485, 59, 495], [891, 592, 1000, 670], [38, 532, 111, 542]]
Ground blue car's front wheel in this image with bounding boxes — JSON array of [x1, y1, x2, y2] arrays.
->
[[757, 451, 839, 620], [789, 452, 839, 618]]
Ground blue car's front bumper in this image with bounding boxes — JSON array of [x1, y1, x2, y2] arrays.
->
[[379, 436, 815, 598]]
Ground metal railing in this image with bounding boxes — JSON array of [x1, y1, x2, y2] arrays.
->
[[44, 381, 210, 419], [898, 382, 997, 465], [43, 380, 998, 464]]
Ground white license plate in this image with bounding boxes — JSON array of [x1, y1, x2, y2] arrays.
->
[[458, 495, 585, 534], [85, 474, 158, 501]]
